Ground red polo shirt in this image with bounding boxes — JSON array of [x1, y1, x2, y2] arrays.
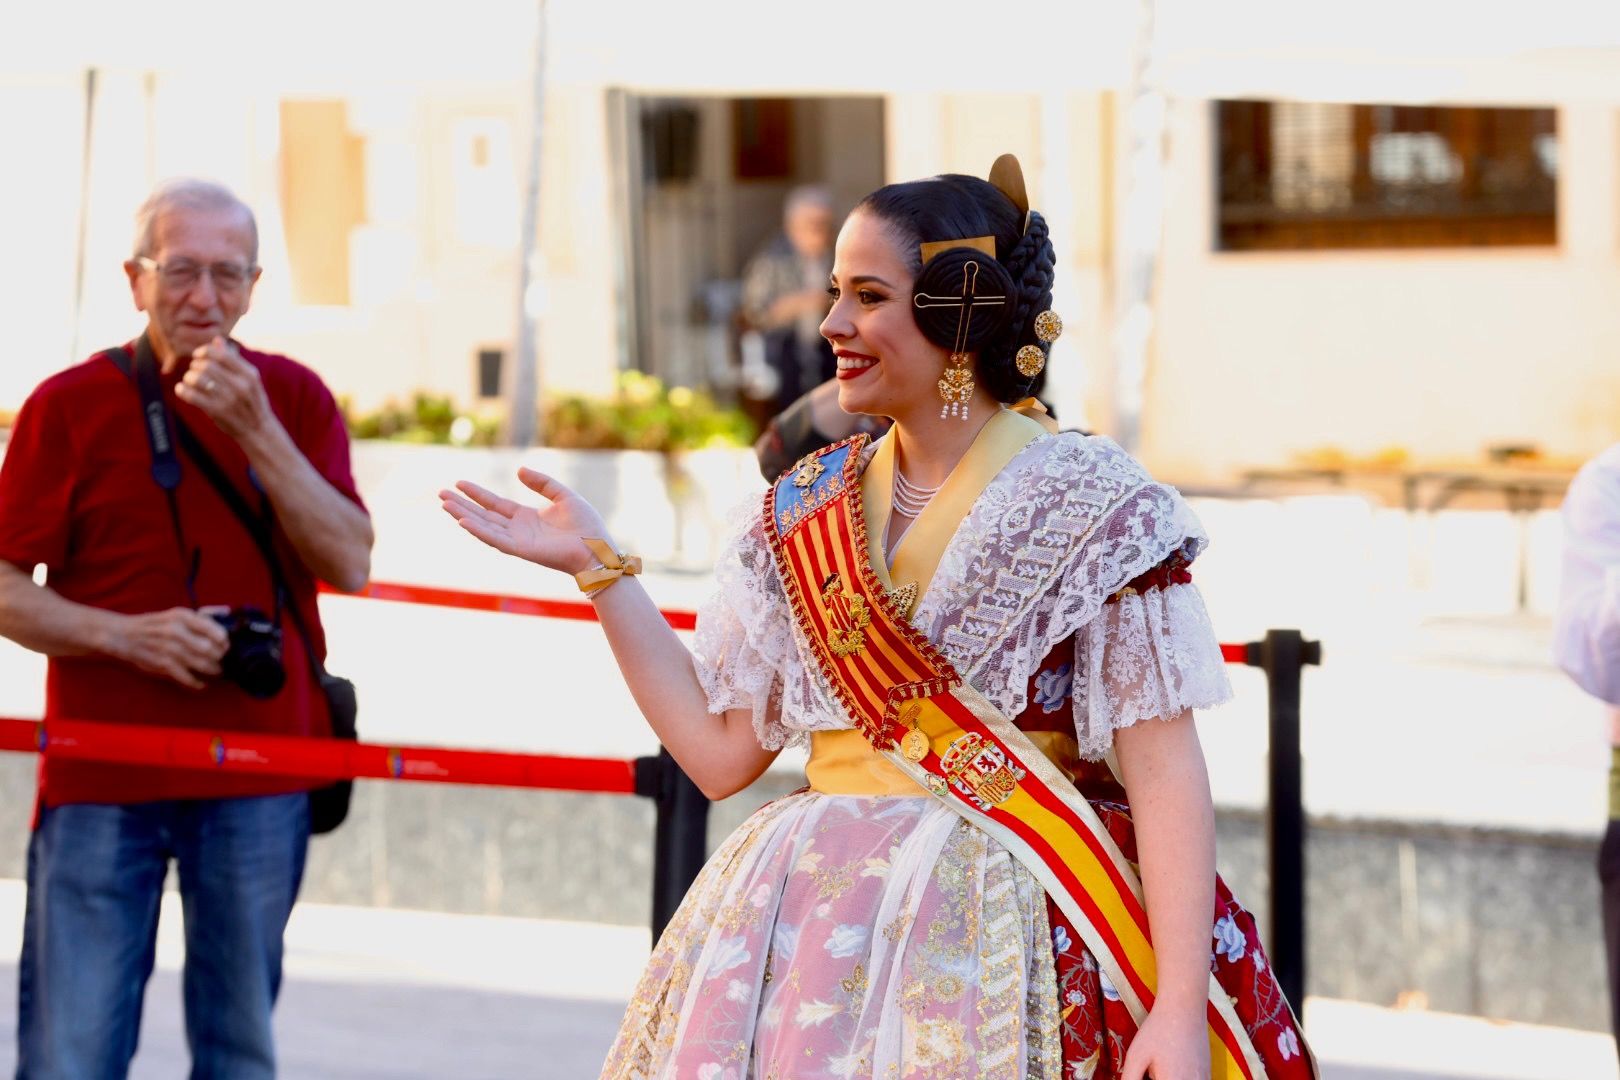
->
[[0, 342, 366, 808]]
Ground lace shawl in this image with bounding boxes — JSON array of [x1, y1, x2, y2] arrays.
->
[[690, 432, 1232, 757]]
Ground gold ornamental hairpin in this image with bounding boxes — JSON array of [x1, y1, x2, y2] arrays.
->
[[988, 153, 1031, 235], [918, 235, 996, 267]]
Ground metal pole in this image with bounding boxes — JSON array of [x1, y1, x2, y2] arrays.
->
[[634, 747, 710, 942], [1250, 628, 1319, 1010], [69, 67, 98, 365], [506, 0, 549, 447]]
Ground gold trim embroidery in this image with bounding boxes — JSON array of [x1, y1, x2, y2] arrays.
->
[[888, 580, 919, 619], [820, 572, 871, 658]]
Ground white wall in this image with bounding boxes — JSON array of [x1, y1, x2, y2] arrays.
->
[[1146, 99, 1620, 482], [0, 75, 85, 409]]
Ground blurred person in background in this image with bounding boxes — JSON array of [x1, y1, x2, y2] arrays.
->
[[444, 156, 1314, 1078], [0, 179, 371, 1079], [738, 184, 838, 421], [1554, 441, 1620, 1051]]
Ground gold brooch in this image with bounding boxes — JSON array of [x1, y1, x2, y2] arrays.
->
[[1034, 309, 1063, 344], [1015, 344, 1046, 378], [888, 581, 919, 619], [792, 458, 825, 489], [896, 703, 930, 762], [820, 573, 871, 658]]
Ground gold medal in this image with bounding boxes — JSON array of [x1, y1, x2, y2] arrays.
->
[[900, 728, 930, 762]]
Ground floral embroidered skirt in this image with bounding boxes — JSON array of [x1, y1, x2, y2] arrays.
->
[[601, 790, 1312, 1079]]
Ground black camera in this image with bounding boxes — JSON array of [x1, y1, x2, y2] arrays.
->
[[210, 606, 286, 699]]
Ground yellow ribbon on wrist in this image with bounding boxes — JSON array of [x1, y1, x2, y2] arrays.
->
[[573, 537, 642, 596]]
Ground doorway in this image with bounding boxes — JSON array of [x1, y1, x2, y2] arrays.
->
[[610, 93, 886, 405]]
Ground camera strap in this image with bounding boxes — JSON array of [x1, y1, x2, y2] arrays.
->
[[168, 414, 329, 684], [111, 338, 324, 682], [108, 336, 200, 607]]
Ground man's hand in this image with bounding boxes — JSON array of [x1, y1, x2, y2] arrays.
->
[[103, 607, 229, 690], [174, 335, 272, 441]]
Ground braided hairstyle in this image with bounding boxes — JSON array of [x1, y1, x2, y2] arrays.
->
[[857, 174, 1056, 403]]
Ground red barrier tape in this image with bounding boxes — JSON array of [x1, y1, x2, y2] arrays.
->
[[0, 583, 1260, 786], [0, 717, 637, 794], [321, 581, 698, 631]]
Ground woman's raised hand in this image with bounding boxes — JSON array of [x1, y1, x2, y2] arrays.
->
[[439, 467, 611, 575]]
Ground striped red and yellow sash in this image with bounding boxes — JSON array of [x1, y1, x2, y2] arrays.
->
[[766, 436, 1272, 1080]]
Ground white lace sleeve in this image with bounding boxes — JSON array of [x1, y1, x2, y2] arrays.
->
[[691, 494, 798, 749], [1071, 581, 1234, 759]]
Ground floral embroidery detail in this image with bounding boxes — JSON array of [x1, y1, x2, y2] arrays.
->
[[910, 1016, 971, 1070], [771, 923, 801, 961], [827, 1046, 869, 1078], [1033, 662, 1074, 713], [1214, 914, 1247, 964], [600, 787, 1314, 1080], [709, 936, 752, 973], [825, 924, 869, 959], [794, 999, 842, 1028]]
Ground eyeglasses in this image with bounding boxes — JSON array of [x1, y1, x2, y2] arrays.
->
[[133, 256, 257, 293]]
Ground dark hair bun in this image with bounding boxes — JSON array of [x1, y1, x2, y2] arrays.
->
[[910, 246, 1015, 354], [979, 211, 1056, 403]]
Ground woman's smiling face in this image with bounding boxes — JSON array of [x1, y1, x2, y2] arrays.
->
[[820, 209, 950, 422]]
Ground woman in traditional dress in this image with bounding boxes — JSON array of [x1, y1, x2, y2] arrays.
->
[[440, 158, 1314, 1080]]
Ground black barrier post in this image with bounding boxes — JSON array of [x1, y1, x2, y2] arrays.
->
[[634, 747, 711, 942], [1245, 628, 1320, 1011]]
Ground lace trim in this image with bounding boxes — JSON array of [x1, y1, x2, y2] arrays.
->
[[916, 433, 1217, 725], [1072, 583, 1234, 759]]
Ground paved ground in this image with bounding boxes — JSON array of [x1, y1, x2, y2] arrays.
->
[[0, 882, 1612, 1080]]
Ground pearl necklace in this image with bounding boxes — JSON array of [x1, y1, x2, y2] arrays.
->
[[892, 468, 943, 518]]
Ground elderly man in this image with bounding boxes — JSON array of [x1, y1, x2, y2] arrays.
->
[[740, 184, 837, 417], [0, 179, 371, 1078], [1554, 442, 1620, 1051]]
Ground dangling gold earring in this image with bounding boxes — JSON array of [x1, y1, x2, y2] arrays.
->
[[938, 352, 975, 419], [937, 263, 979, 420]]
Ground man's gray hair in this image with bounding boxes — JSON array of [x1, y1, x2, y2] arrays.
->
[[784, 184, 835, 218], [133, 178, 260, 265]]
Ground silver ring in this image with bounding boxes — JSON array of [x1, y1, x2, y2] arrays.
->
[[201, 377, 216, 392]]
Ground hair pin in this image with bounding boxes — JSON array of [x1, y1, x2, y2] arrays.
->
[[918, 235, 996, 266]]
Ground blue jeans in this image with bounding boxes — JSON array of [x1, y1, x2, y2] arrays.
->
[[15, 794, 309, 1080]]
